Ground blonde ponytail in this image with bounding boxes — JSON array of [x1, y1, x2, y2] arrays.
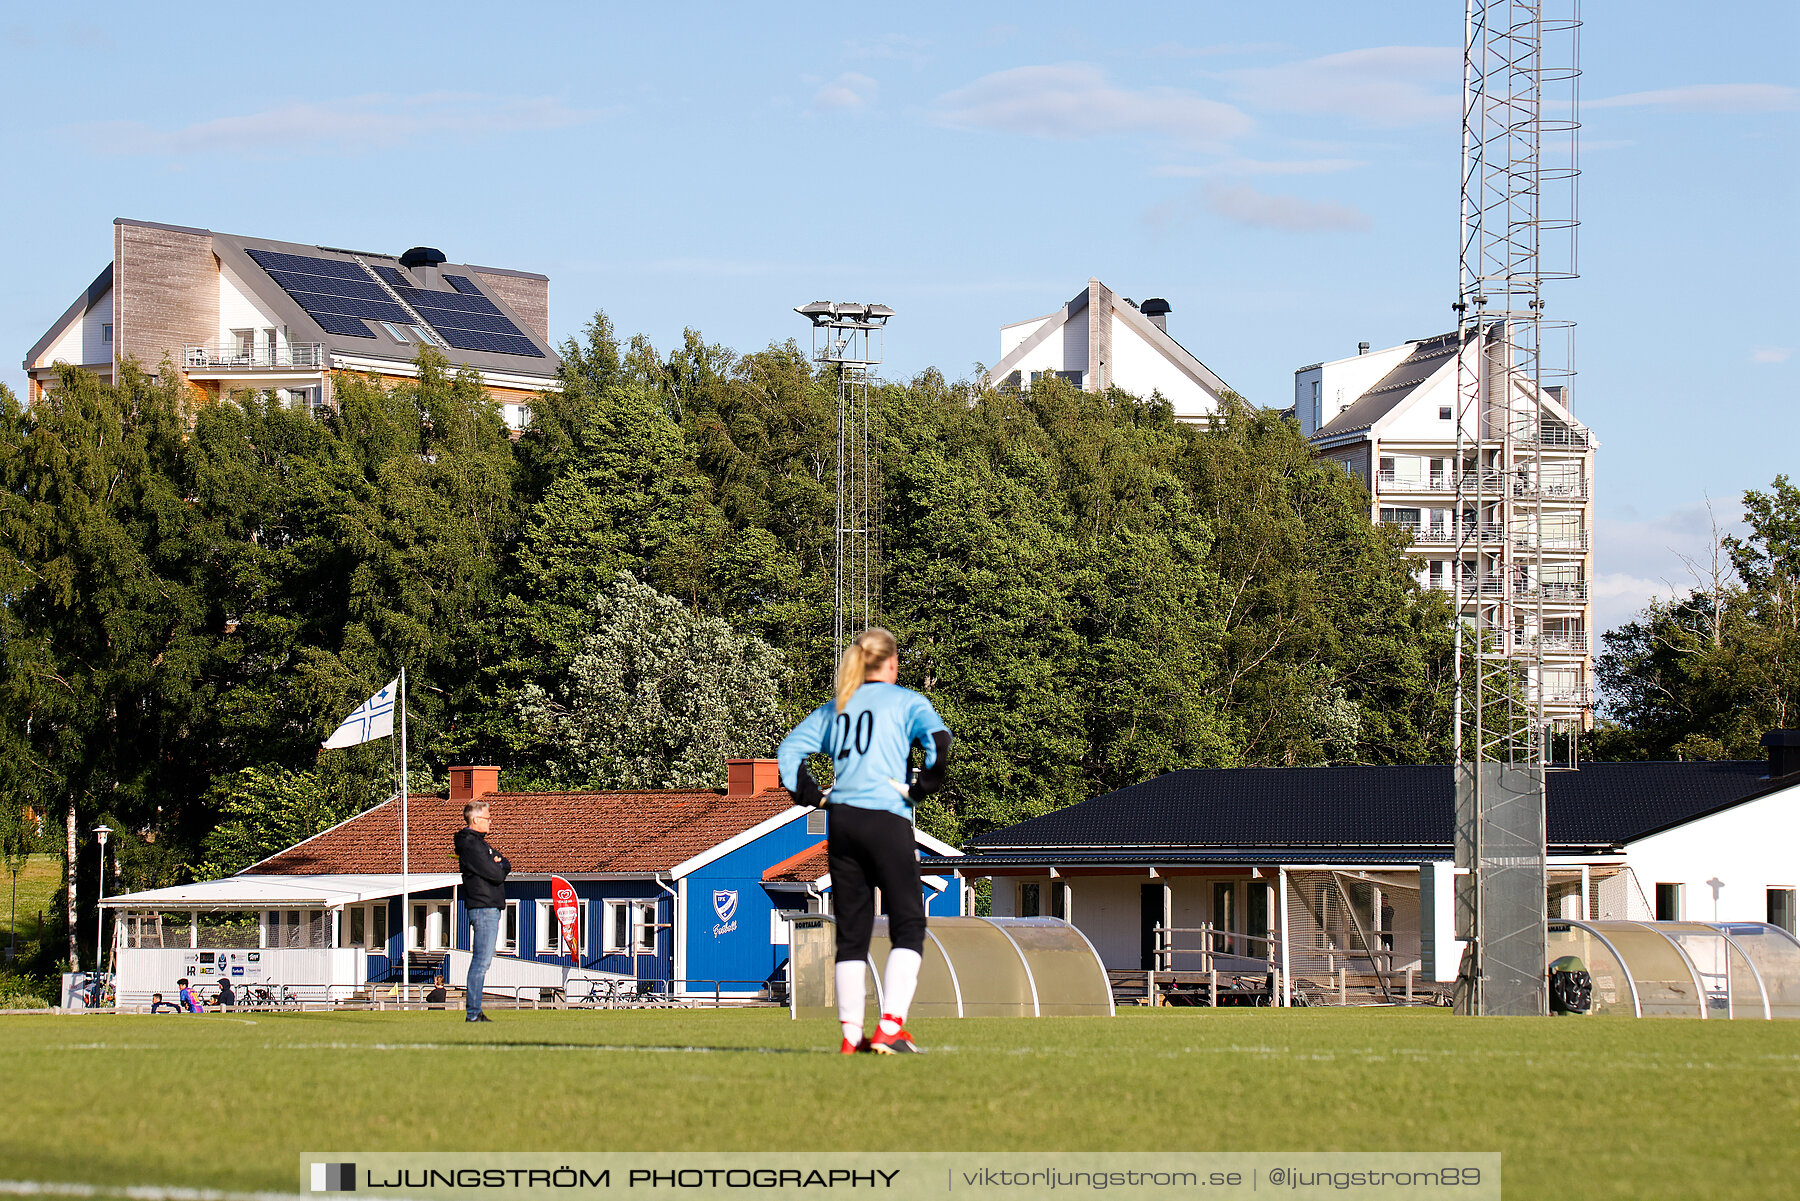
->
[[834, 626, 898, 713]]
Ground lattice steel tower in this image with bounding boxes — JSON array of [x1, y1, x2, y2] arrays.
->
[[796, 301, 893, 649], [1452, 0, 1582, 1017]]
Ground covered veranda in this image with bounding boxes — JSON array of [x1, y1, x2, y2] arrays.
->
[[100, 873, 459, 1007]]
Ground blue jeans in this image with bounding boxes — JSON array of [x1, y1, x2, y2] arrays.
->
[[467, 907, 501, 1017]]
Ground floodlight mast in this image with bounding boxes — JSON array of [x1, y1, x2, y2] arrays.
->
[[795, 302, 893, 650], [1452, 0, 1581, 1018]]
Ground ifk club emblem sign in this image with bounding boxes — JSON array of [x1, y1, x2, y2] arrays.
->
[[712, 889, 738, 938]]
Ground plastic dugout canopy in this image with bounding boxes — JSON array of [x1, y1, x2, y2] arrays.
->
[[1546, 920, 1800, 1019], [787, 915, 1114, 1019]]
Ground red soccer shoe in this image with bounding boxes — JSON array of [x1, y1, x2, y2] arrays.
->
[[868, 1019, 923, 1054], [839, 1036, 871, 1054]]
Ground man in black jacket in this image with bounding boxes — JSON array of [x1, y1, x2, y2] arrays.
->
[[455, 801, 510, 1022]]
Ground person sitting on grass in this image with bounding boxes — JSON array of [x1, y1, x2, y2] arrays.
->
[[425, 976, 447, 1008], [149, 992, 177, 1013]]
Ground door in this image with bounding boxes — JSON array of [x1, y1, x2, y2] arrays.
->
[[1140, 883, 1164, 971]]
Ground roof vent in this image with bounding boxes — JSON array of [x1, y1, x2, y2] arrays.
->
[[1358, 341, 1371, 355], [1762, 730, 1800, 778], [1140, 297, 1171, 332], [400, 247, 447, 269]]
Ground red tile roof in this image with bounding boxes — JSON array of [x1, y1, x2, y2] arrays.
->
[[252, 788, 798, 876], [762, 840, 830, 883]]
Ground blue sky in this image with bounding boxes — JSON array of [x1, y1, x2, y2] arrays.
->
[[3, 2, 1794, 633]]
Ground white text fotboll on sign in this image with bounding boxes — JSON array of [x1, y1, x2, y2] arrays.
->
[[550, 875, 580, 963], [712, 889, 738, 938]]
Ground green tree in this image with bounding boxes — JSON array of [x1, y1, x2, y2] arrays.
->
[[0, 363, 208, 966], [1595, 477, 1800, 759], [514, 572, 789, 790], [198, 766, 370, 879]]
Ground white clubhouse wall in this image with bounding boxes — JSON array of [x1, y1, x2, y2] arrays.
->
[[1623, 781, 1800, 925]]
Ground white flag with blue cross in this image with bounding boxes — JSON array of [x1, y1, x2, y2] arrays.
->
[[322, 678, 398, 749]]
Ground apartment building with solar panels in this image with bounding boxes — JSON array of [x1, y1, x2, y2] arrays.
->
[[23, 218, 560, 430]]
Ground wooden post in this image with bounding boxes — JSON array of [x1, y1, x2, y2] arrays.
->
[[1338, 968, 1348, 1006], [1146, 969, 1155, 1006], [1209, 969, 1218, 1007], [1405, 966, 1415, 1005]]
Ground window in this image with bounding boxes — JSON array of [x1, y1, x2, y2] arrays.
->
[[1247, 884, 1272, 959], [380, 322, 410, 343], [349, 907, 366, 947], [1769, 889, 1797, 935], [1212, 883, 1236, 953], [232, 329, 254, 361], [1019, 882, 1041, 918], [1050, 882, 1066, 920], [807, 810, 827, 836], [411, 903, 450, 950], [372, 903, 388, 948], [536, 898, 589, 957], [1311, 381, 1321, 430], [501, 900, 520, 953], [1655, 883, 1684, 922], [1439, 406, 1453, 420], [102, 323, 113, 343]]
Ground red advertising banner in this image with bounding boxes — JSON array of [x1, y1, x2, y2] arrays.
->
[[550, 875, 580, 964]]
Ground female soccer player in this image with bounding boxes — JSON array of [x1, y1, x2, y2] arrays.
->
[[777, 627, 951, 1054]]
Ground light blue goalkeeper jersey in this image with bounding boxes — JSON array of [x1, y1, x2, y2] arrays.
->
[[777, 682, 949, 818]]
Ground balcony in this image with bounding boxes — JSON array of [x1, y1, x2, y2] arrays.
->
[[1376, 470, 1588, 500], [1529, 684, 1592, 707], [184, 343, 326, 370], [1524, 632, 1590, 654], [1421, 577, 1588, 602], [1392, 521, 1502, 545]]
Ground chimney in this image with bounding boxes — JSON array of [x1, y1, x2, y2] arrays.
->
[[726, 758, 783, 798], [449, 766, 501, 803], [400, 245, 447, 289], [1762, 731, 1800, 778], [1358, 341, 1370, 355], [1140, 297, 1171, 332]]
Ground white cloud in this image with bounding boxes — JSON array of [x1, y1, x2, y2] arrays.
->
[[78, 93, 604, 157], [1588, 84, 1798, 113], [1151, 157, 1363, 178], [812, 73, 879, 113], [1751, 346, 1792, 364], [1226, 46, 1460, 127], [1591, 502, 1747, 634], [1196, 182, 1371, 232], [933, 63, 1252, 146]]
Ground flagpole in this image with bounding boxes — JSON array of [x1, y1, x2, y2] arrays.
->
[[400, 665, 410, 997]]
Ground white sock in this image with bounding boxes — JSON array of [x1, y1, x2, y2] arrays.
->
[[835, 960, 866, 1044], [879, 948, 922, 1032]]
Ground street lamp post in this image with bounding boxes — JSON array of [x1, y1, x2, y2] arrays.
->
[[92, 825, 111, 976]]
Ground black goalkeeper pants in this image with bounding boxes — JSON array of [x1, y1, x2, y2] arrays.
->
[[827, 803, 926, 961]]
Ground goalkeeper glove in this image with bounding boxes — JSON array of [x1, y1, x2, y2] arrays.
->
[[796, 763, 828, 809]]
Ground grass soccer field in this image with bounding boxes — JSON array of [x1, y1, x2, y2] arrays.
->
[[1, 1006, 1793, 1200]]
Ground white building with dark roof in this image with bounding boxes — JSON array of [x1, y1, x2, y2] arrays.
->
[[985, 278, 1238, 420], [1296, 330, 1598, 728], [24, 218, 561, 430]]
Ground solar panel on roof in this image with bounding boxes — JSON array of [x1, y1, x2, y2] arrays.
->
[[266, 270, 393, 304], [432, 328, 544, 357], [309, 313, 376, 338], [371, 265, 410, 289], [396, 288, 502, 316], [245, 248, 369, 280], [288, 291, 413, 324], [444, 274, 483, 296]]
